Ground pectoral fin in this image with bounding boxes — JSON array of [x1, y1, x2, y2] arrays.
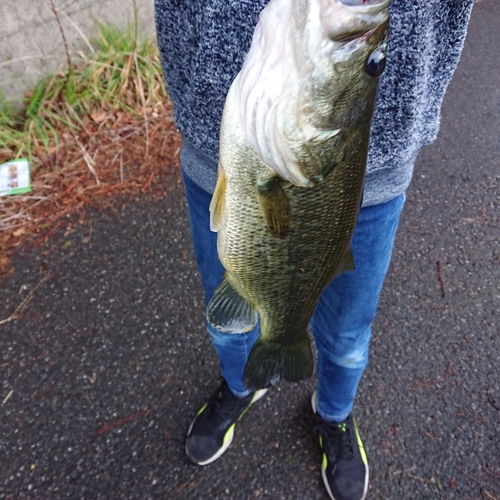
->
[[209, 167, 226, 232], [257, 177, 291, 239], [207, 277, 258, 333]]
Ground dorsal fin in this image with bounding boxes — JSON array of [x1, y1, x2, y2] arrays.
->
[[209, 167, 227, 232]]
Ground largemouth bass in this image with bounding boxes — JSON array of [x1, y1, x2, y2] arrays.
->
[[208, 0, 391, 390]]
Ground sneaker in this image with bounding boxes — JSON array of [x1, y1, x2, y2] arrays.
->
[[186, 380, 267, 465], [312, 392, 369, 500]]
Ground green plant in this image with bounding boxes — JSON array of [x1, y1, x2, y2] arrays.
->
[[0, 21, 166, 168], [0, 91, 25, 156]]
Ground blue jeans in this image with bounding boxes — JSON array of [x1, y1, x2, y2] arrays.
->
[[181, 148, 405, 422]]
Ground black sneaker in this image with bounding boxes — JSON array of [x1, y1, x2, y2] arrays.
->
[[312, 392, 369, 500], [186, 380, 267, 465]]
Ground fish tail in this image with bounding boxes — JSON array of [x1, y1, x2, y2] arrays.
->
[[243, 336, 314, 390]]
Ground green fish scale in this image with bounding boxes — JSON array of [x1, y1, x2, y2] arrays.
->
[[219, 145, 367, 344], [215, 1, 386, 347]]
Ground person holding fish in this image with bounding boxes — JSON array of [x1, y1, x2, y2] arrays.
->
[[155, 1, 473, 499]]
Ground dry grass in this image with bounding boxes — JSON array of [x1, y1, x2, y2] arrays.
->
[[0, 22, 181, 276]]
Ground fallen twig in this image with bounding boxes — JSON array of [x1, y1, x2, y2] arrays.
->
[[392, 466, 417, 476], [141, 172, 154, 193], [2, 390, 14, 405], [134, 55, 150, 159], [77, 194, 102, 212], [484, 491, 499, 500], [409, 362, 455, 391], [49, 0, 72, 84], [487, 390, 500, 411], [455, 465, 493, 491], [407, 473, 442, 489], [484, 468, 500, 481], [0, 274, 52, 325], [27, 220, 67, 249], [409, 378, 443, 391], [437, 260, 446, 298], [414, 306, 449, 311], [76, 140, 100, 186], [93, 409, 149, 439]]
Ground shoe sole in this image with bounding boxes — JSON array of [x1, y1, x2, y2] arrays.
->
[[187, 388, 268, 466], [311, 391, 369, 500]]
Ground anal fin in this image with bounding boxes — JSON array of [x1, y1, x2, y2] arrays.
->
[[207, 278, 258, 333]]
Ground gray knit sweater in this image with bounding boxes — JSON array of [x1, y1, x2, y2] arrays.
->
[[155, 0, 473, 206]]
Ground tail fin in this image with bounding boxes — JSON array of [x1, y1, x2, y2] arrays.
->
[[243, 336, 314, 390]]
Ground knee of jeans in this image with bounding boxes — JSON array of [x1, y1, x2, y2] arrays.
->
[[315, 325, 371, 365], [321, 333, 370, 369], [331, 347, 369, 370]]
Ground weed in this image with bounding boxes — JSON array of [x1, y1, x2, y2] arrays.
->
[[0, 21, 167, 168], [0, 20, 180, 276]]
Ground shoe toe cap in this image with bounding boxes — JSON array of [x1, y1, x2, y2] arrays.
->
[[186, 432, 221, 464]]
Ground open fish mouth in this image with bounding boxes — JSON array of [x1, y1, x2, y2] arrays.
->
[[340, 0, 392, 9], [336, 0, 392, 18], [324, 0, 391, 42]]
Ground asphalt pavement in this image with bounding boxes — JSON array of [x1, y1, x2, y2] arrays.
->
[[1, 2, 499, 499]]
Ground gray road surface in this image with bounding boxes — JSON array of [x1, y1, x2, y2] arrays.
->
[[1, 2, 499, 499]]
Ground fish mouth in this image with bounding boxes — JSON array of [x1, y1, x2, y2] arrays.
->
[[325, 0, 391, 42], [339, 0, 392, 13]]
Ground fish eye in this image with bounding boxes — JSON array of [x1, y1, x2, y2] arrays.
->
[[366, 49, 386, 78]]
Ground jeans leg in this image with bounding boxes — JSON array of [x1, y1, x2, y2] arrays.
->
[[181, 167, 223, 303], [180, 156, 259, 397], [310, 194, 405, 422]]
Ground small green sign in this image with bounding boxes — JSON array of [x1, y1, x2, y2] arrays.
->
[[0, 159, 32, 196]]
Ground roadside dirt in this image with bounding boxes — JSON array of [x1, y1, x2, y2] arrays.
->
[[0, 97, 182, 276]]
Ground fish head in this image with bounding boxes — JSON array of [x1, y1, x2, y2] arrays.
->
[[228, 0, 392, 186], [307, 0, 392, 130]]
